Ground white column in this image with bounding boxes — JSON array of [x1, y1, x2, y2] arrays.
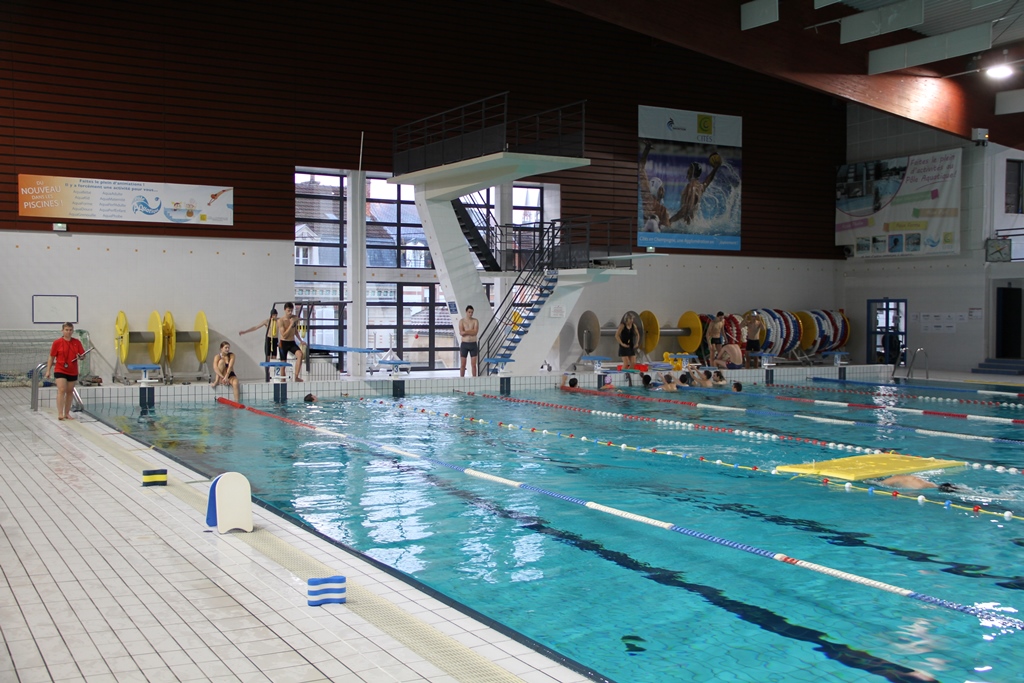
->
[[346, 172, 367, 376], [494, 183, 515, 302]]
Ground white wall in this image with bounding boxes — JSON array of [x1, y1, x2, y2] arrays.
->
[[837, 104, 999, 371], [0, 230, 294, 380]]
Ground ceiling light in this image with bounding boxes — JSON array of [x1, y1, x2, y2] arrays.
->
[[987, 64, 1014, 79]]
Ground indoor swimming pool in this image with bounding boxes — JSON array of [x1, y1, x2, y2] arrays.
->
[[88, 380, 1024, 683]]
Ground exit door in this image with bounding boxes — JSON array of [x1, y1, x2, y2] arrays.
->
[[866, 298, 907, 365]]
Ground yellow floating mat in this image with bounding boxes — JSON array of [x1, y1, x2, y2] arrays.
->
[[776, 453, 967, 481]]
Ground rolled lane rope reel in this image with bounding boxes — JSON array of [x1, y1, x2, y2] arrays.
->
[[114, 310, 211, 384], [162, 310, 211, 381], [577, 310, 646, 356], [580, 307, 848, 363], [114, 310, 164, 383], [637, 310, 704, 355]]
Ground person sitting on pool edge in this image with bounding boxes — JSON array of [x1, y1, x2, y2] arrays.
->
[[713, 343, 744, 370], [877, 474, 958, 492]]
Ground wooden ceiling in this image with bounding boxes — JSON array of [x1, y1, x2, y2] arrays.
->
[[547, 0, 1024, 150]]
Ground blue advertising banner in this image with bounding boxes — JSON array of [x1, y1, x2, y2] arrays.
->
[[637, 106, 743, 251]]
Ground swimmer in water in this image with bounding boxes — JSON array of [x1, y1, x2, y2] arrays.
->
[[877, 475, 958, 492]]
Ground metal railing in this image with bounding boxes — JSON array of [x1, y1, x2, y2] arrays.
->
[[894, 347, 929, 380], [393, 93, 586, 175]]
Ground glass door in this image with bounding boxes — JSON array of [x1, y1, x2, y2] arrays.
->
[[866, 298, 907, 365]]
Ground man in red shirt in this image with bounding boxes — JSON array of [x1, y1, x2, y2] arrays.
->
[[45, 322, 87, 420]]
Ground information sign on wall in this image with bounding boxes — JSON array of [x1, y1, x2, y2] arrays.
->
[[18, 175, 234, 225], [835, 148, 960, 258]]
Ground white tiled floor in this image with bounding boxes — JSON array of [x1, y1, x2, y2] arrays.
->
[[0, 386, 593, 683]]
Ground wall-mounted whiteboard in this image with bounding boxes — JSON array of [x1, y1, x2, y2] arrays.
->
[[33, 295, 78, 324]]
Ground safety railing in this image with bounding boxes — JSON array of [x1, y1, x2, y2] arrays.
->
[[895, 347, 929, 380], [393, 93, 586, 175]]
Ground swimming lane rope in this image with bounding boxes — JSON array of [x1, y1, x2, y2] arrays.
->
[[214, 396, 1024, 632], [814, 377, 1024, 399], [379, 395, 1022, 518], [767, 383, 1018, 408], [559, 385, 1024, 448]]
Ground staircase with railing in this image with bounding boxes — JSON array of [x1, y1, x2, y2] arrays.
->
[[451, 191, 501, 272], [478, 247, 559, 375]]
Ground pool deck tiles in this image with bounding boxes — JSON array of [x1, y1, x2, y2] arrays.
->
[[0, 386, 593, 683]]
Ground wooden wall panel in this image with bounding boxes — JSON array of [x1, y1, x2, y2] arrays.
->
[[0, 0, 845, 258]]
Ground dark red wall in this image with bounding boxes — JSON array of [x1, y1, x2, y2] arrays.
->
[[0, 0, 846, 258]]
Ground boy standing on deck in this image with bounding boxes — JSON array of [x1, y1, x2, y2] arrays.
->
[[278, 302, 304, 382]]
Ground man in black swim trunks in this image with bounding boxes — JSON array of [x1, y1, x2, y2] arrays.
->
[[278, 302, 304, 382]]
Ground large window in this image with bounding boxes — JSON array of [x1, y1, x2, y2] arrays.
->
[[295, 173, 344, 267], [295, 168, 551, 371], [366, 178, 431, 269], [366, 283, 457, 370]]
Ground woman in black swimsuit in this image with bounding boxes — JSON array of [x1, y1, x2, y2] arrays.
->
[[615, 313, 639, 370], [211, 341, 241, 403]]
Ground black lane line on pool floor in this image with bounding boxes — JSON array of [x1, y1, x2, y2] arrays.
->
[[373, 459, 940, 683]]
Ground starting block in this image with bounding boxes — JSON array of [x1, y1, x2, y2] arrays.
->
[[822, 351, 849, 366], [378, 359, 411, 377], [581, 355, 612, 373], [260, 361, 291, 382], [126, 364, 161, 384], [749, 352, 775, 368], [484, 357, 515, 375]]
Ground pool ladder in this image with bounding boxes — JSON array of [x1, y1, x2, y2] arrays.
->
[[893, 347, 928, 380]]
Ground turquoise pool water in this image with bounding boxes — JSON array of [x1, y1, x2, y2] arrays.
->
[[89, 382, 1024, 683]]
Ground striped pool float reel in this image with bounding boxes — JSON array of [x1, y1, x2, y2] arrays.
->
[[307, 576, 346, 606], [142, 469, 167, 486]]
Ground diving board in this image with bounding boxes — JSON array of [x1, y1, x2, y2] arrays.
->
[[776, 453, 967, 481]]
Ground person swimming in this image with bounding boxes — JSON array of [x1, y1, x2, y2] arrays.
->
[[877, 474, 958, 492]]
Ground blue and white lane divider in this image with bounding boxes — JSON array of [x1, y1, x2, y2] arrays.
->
[[377, 436, 1024, 632], [235, 403, 1024, 632]]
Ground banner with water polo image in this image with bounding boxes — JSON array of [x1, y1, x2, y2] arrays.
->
[[18, 174, 234, 225], [637, 105, 743, 251], [835, 148, 960, 258]]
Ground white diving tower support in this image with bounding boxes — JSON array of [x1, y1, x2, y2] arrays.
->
[[390, 152, 590, 339]]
